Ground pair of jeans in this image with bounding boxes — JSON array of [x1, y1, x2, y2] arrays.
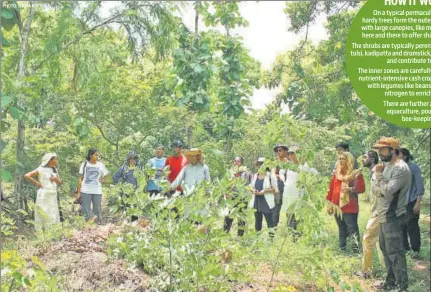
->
[[402, 199, 421, 252], [273, 180, 284, 227], [335, 213, 360, 251], [380, 215, 408, 290], [81, 193, 102, 221], [255, 211, 275, 237]]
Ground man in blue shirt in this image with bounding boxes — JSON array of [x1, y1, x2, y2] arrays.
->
[[400, 148, 424, 255], [147, 145, 166, 197]]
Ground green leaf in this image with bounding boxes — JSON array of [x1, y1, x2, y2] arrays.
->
[[1, 169, 13, 182], [21, 276, 31, 287], [9, 106, 26, 120], [1, 35, 11, 47], [195, 96, 203, 104], [1, 120, 11, 131], [16, 209, 29, 216], [1, 8, 14, 19], [2, 17, 18, 31], [1, 95, 14, 109]]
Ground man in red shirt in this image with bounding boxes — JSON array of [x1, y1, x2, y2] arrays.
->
[[165, 140, 188, 196]]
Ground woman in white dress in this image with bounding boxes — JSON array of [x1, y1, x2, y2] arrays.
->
[[24, 153, 62, 231]]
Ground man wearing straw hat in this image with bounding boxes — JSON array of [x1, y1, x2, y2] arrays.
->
[[170, 148, 210, 195]]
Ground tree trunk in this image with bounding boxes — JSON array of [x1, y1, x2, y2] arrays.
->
[[187, 125, 193, 149], [14, 5, 36, 217], [187, 1, 200, 150], [194, 1, 199, 35]]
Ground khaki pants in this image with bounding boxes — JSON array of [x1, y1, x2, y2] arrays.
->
[[362, 216, 385, 273]]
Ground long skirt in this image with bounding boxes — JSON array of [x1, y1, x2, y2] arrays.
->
[[35, 189, 60, 231]]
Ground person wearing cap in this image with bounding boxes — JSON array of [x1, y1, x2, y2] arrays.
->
[[165, 140, 188, 196], [146, 145, 166, 197], [24, 153, 62, 231], [326, 151, 365, 252], [250, 157, 278, 238], [170, 148, 210, 195], [356, 150, 385, 279], [272, 144, 289, 228], [224, 156, 251, 236], [282, 146, 319, 232], [77, 148, 110, 223], [372, 137, 411, 291], [113, 151, 141, 221], [400, 148, 424, 256]]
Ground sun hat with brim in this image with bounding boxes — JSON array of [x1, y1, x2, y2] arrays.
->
[[273, 144, 289, 153], [288, 145, 300, 153], [185, 148, 202, 157], [372, 137, 401, 149], [40, 153, 57, 167]]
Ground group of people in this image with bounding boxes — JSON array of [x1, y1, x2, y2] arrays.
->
[[22, 136, 424, 291], [326, 138, 424, 291]]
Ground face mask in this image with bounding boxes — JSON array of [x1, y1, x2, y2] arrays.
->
[[379, 153, 393, 162]]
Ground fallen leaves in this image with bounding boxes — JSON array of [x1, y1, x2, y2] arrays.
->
[[34, 223, 151, 291]]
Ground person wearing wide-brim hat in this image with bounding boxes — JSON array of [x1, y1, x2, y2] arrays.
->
[[170, 148, 210, 195], [24, 153, 62, 231]]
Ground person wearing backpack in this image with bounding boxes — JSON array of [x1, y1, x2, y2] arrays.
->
[[77, 148, 110, 223], [24, 153, 62, 231], [113, 151, 140, 221], [250, 157, 278, 238]]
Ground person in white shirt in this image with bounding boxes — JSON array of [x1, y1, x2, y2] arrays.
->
[[282, 146, 319, 231], [24, 153, 62, 231], [77, 148, 110, 222], [170, 148, 210, 196]]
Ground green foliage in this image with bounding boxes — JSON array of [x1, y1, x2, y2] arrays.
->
[[1, 211, 18, 236], [1, 250, 58, 292], [106, 173, 270, 291], [173, 25, 215, 112], [1, 2, 429, 291]]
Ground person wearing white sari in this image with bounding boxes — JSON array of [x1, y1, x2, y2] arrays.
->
[[24, 153, 62, 231]]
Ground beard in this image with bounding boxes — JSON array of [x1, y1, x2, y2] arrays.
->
[[363, 160, 372, 167], [379, 153, 393, 162]]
